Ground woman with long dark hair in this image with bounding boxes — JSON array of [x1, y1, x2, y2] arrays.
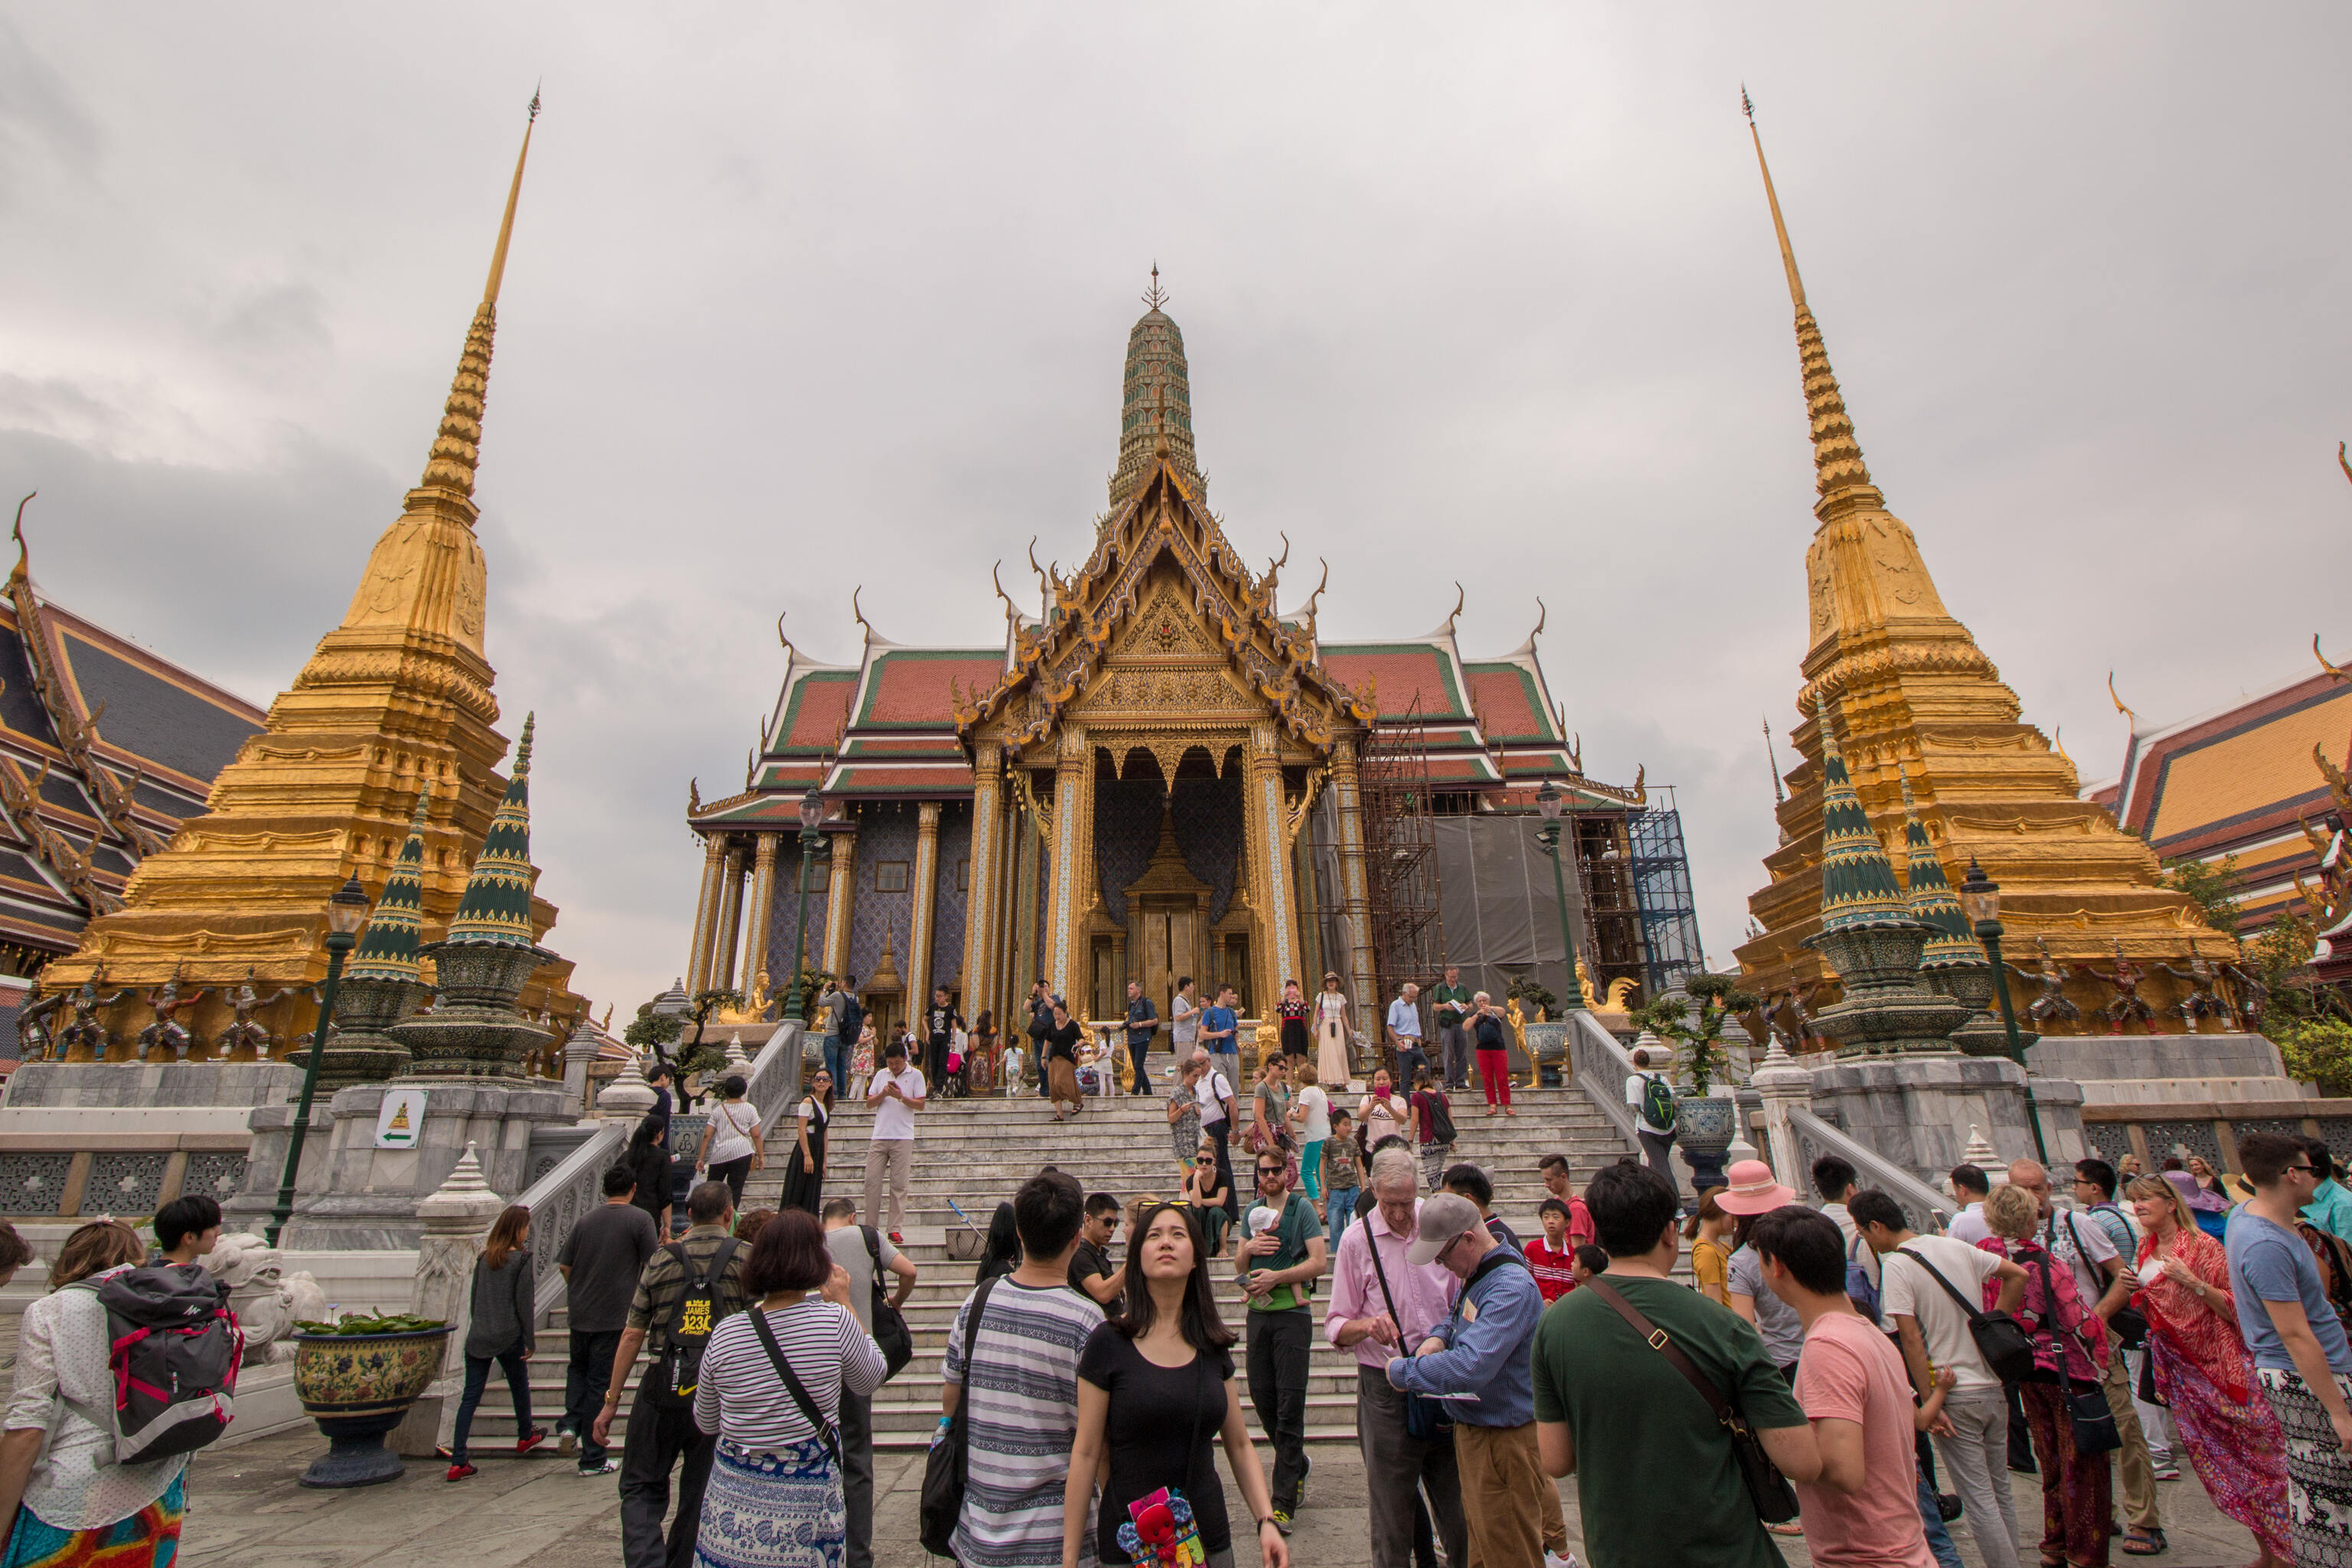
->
[[975, 1201, 1021, 1287], [696, 1074, 765, 1207], [1061, 1203, 1289, 1568], [1276, 979, 1311, 1065], [447, 1204, 544, 1480], [626, 1114, 673, 1237], [779, 1068, 833, 1217]]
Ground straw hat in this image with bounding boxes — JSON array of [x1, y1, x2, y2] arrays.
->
[[1713, 1159, 1798, 1216]]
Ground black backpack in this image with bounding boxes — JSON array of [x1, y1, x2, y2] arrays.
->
[[1639, 1073, 1679, 1134], [645, 1239, 740, 1410], [861, 1226, 914, 1380], [71, 1264, 240, 1464], [1418, 1089, 1457, 1146], [837, 997, 864, 1047], [920, 1276, 1002, 1557]]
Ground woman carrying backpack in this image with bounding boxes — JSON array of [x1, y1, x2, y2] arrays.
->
[[0, 1220, 183, 1566], [1407, 1067, 1455, 1191], [446, 1204, 546, 1481]]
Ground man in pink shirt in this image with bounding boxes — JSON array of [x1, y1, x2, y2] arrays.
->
[[1325, 1145, 1463, 1568], [1753, 1205, 1954, 1568]]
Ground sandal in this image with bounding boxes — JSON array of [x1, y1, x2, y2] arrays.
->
[[2122, 1527, 2167, 1556]]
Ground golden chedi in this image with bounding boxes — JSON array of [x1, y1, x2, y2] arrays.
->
[[43, 101, 580, 1059], [1731, 105, 2231, 1035]]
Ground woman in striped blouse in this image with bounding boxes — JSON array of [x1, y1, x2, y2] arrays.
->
[[691, 1209, 885, 1568]]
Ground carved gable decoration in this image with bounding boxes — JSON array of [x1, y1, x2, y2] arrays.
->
[[1106, 580, 1218, 662]]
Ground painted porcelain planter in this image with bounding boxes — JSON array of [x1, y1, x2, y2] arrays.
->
[[1673, 1092, 1737, 1196], [1521, 1021, 1571, 1086], [292, 1326, 452, 1488]]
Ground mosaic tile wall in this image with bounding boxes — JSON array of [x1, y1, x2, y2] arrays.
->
[[847, 806, 920, 991], [930, 806, 973, 997]]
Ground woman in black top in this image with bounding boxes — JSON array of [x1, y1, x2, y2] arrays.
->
[[975, 1201, 1021, 1287], [1043, 1001, 1086, 1121], [625, 1115, 673, 1237], [1061, 1201, 1288, 1568]]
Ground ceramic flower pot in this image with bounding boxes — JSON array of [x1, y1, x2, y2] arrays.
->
[[1673, 1092, 1738, 1195], [292, 1326, 452, 1488], [1521, 1021, 1571, 1086]]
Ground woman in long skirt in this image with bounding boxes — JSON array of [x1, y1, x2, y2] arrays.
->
[[1277, 978, 1312, 1064], [1314, 972, 1354, 1092], [2126, 1174, 2292, 1565], [779, 1069, 833, 1217]]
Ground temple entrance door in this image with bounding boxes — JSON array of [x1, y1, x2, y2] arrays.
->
[[1137, 897, 1199, 1027]]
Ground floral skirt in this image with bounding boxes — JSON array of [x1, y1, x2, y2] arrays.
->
[[2152, 1338, 2290, 1561], [2258, 1365, 2352, 1568], [2, 1473, 184, 1568], [694, 1436, 845, 1568]]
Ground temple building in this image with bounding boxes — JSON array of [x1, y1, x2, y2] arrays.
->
[[30, 103, 583, 1063], [1730, 113, 2235, 1035], [685, 283, 1701, 1039]]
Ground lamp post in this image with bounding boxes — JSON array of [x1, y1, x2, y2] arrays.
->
[[782, 792, 827, 1025], [266, 874, 372, 1247], [1959, 859, 2047, 1163], [1533, 781, 1587, 1016]]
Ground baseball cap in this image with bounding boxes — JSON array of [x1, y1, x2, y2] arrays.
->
[[1406, 1193, 1482, 1266]]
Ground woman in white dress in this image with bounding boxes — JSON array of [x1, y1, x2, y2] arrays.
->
[[1313, 972, 1354, 1091]]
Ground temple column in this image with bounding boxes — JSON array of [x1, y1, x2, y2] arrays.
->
[[686, 835, 726, 994], [822, 821, 859, 981], [711, 839, 746, 994], [1011, 786, 1041, 1015], [962, 750, 1003, 1017], [1244, 721, 1303, 1017], [1331, 736, 1379, 1040], [744, 834, 779, 998], [1043, 724, 1089, 1005], [909, 802, 942, 1005]]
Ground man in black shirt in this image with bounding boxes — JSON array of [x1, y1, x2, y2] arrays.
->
[[1027, 979, 1055, 1098], [1069, 1192, 1125, 1315], [1122, 979, 1159, 1097]]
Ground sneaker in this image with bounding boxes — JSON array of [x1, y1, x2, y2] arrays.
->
[[557, 1428, 578, 1458], [888, 1231, 904, 1246], [1545, 1554, 1579, 1568], [2153, 1464, 2182, 1481], [446, 1462, 477, 1482], [1269, 1508, 1294, 1536], [516, 1426, 549, 1455], [578, 1457, 622, 1476]]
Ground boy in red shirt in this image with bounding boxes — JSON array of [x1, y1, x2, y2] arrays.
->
[[1525, 1197, 1578, 1302]]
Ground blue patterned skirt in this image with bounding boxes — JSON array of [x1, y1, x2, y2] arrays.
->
[[694, 1436, 846, 1568]]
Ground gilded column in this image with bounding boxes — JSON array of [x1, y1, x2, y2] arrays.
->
[[710, 839, 746, 994], [1244, 722, 1302, 1014], [686, 835, 726, 995], [744, 834, 779, 996], [909, 802, 942, 1004], [1011, 789, 1040, 1012], [1331, 736, 1379, 1040], [962, 749, 1002, 1016], [822, 821, 859, 980], [1043, 724, 1089, 1005]]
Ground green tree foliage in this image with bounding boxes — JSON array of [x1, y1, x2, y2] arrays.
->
[[1632, 972, 1758, 1097], [2276, 1018, 2352, 1099], [2162, 853, 2243, 936]]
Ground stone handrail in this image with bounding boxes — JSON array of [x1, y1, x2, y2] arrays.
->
[[514, 1118, 630, 1318], [1787, 1106, 1953, 1236], [743, 1021, 802, 1126], [1570, 1010, 1644, 1151]]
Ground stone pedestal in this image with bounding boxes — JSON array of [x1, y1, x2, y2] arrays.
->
[[1806, 1054, 2086, 1182], [228, 1077, 572, 1250], [2025, 1031, 2298, 1105]]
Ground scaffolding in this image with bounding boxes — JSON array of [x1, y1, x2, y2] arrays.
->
[[1360, 696, 1442, 1072], [1628, 791, 1705, 996]]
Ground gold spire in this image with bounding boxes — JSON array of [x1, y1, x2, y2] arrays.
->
[[416, 93, 538, 506], [1744, 94, 1881, 521]]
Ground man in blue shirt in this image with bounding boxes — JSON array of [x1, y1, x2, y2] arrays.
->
[[2301, 1137, 2352, 1243], [2230, 1129, 2352, 1566], [1122, 979, 1158, 1097], [1200, 985, 1242, 1109], [1387, 1192, 1550, 1568], [1386, 982, 1429, 1093]]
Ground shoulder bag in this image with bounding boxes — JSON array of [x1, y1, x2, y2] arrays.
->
[[1583, 1276, 1799, 1524], [746, 1305, 843, 1467], [1363, 1225, 1451, 1445], [2063, 1211, 2145, 1348], [2029, 1248, 2120, 1455], [861, 1225, 915, 1378], [920, 1276, 1003, 1557], [1893, 1246, 2040, 1385]]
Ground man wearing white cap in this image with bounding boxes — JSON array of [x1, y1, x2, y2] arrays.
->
[[1387, 1191, 1560, 1568]]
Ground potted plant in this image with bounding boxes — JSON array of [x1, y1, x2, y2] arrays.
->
[[1505, 976, 1570, 1086], [291, 1312, 453, 1488], [1632, 973, 1758, 1194]]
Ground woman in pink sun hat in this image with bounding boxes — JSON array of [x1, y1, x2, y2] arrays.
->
[[1713, 1159, 1811, 1535], [1713, 1161, 1797, 1218]]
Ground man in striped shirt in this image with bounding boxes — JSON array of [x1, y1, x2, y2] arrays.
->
[[942, 1169, 1103, 1568]]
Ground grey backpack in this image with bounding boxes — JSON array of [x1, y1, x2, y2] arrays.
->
[[64, 1264, 241, 1465]]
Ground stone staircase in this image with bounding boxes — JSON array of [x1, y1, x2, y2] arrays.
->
[[468, 1074, 1641, 1455]]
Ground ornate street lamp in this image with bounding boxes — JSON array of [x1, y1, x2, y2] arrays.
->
[[1959, 859, 2046, 1163], [1533, 780, 1586, 1015], [782, 792, 828, 1024], [266, 874, 373, 1246]]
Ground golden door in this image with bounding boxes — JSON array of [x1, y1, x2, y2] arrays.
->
[[1137, 899, 1199, 1026]]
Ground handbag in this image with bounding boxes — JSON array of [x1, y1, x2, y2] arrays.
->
[[2030, 1251, 2121, 1457], [861, 1226, 914, 1379], [920, 1276, 1002, 1557], [745, 1306, 842, 1466], [1364, 1224, 1452, 1445], [1583, 1276, 1799, 1524], [1894, 1246, 2040, 1385]]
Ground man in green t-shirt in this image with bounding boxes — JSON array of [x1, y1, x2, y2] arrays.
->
[[1429, 965, 1473, 1092], [1240, 1151, 1328, 1528], [1533, 1161, 1821, 1568]]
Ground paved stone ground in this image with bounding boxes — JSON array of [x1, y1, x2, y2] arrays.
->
[[187, 1429, 2262, 1566]]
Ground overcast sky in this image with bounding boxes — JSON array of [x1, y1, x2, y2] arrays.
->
[[2, 6, 2344, 1014]]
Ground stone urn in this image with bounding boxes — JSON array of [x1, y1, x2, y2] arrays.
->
[[292, 1324, 453, 1488], [1673, 1090, 1739, 1196], [1521, 1020, 1572, 1087]]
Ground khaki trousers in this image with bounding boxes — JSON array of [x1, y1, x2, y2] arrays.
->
[[1455, 1422, 1547, 1568], [863, 1138, 912, 1233], [2102, 1341, 2160, 1531]]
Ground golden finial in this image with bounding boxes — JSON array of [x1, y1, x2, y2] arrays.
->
[[776, 609, 793, 653], [2107, 671, 2137, 722], [1143, 262, 1168, 312], [417, 94, 541, 504], [1743, 88, 1806, 312], [482, 89, 540, 308], [1763, 714, 1785, 805]]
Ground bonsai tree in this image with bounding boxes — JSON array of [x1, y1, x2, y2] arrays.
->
[[1504, 975, 1558, 1020], [1631, 972, 1758, 1096], [622, 985, 742, 1072]]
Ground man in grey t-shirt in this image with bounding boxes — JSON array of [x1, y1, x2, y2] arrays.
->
[[822, 1197, 916, 1568], [556, 1165, 660, 1475]]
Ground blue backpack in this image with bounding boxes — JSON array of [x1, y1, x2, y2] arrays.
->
[[1844, 1233, 1883, 1324]]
